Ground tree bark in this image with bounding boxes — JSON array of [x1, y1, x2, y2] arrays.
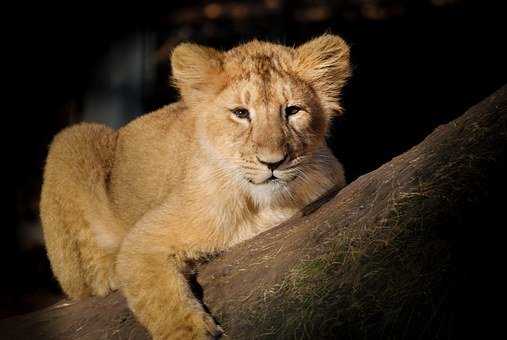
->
[[1, 85, 505, 340]]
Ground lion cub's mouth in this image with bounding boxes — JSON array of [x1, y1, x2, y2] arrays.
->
[[262, 175, 281, 184], [245, 161, 302, 185], [247, 177, 279, 185], [248, 173, 293, 185]]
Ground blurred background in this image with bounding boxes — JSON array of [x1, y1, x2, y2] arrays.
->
[[4, 0, 505, 324]]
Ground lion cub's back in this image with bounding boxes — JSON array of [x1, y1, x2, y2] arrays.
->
[[109, 102, 195, 228]]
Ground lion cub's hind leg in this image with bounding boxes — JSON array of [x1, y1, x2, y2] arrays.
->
[[40, 123, 121, 299], [40, 198, 92, 299]]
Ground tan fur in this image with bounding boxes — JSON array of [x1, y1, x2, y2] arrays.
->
[[40, 34, 351, 339]]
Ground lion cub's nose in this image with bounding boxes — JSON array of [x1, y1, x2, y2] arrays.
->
[[257, 154, 287, 171]]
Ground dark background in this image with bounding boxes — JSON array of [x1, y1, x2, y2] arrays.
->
[[4, 0, 506, 334]]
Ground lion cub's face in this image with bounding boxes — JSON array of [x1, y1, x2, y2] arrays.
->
[[205, 69, 326, 187], [171, 35, 350, 194]]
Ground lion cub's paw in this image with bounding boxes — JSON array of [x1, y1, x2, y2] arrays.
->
[[167, 310, 223, 340], [200, 313, 224, 339]]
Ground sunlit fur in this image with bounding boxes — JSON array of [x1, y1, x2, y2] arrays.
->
[[40, 34, 351, 339]]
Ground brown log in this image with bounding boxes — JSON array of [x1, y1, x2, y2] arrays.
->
[[1, 85, 505, 340]]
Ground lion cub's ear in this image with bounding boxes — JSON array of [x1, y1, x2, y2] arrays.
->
[[294, 34, 351, 115], [171, 43, 224, 102]]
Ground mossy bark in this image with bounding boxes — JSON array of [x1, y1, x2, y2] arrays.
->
[[1, 85, 505, 340]]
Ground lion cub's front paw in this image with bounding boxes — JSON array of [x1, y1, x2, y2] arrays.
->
[[198, 312, 224, 339], [165, 310, 223, 340]]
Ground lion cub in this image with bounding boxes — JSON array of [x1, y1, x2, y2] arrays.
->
[[40, 34, 351, 339]]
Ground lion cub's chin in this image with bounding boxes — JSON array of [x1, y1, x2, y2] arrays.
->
[[246, 176, 294, 205]]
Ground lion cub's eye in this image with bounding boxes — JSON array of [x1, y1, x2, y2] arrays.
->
[[285, 105, 301, 117], [231, 108, 250, 120]]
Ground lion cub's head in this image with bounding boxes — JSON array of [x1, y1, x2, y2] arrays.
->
[[171, 34, 350, 196]]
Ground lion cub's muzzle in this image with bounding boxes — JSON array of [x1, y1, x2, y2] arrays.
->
[[248, 153, 299, 185]]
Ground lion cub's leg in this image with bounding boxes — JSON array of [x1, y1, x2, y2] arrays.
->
[[41, 195, 118, 298], [41, 198, 92, 298], [77, 232, 119, 296], [40, 123, 120, 299], [116, 206, 224, 340]]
